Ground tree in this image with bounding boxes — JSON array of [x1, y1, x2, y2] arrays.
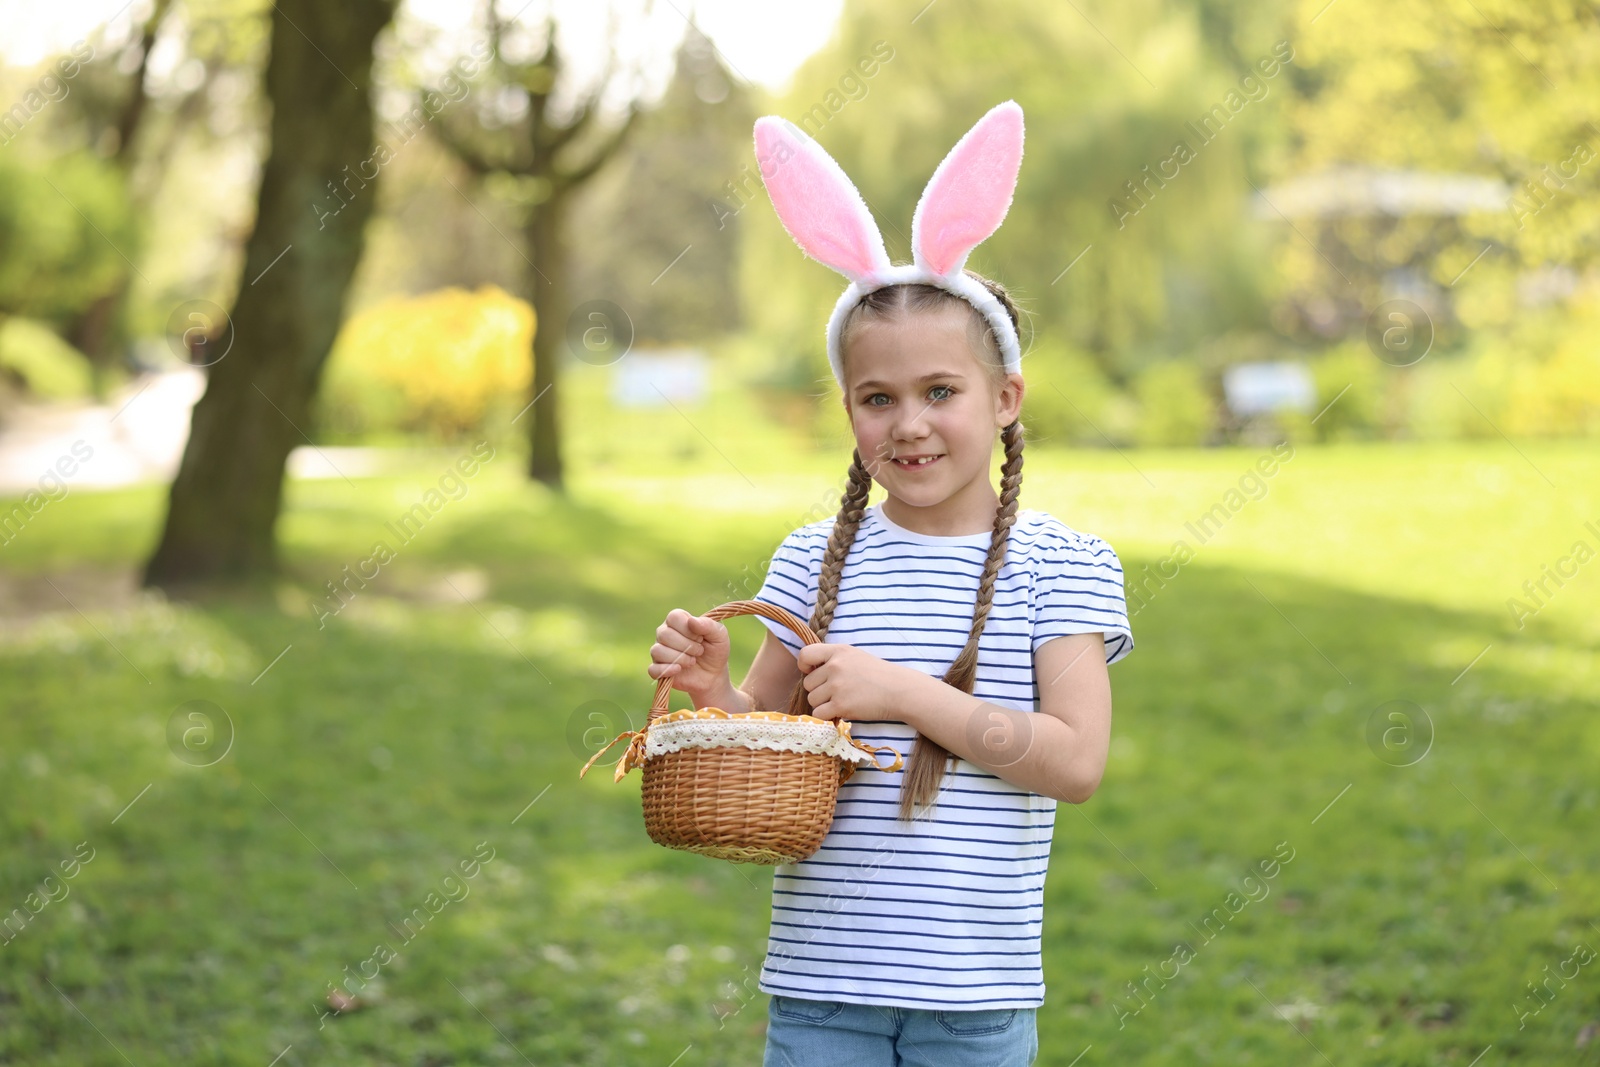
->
[[1276, 0, 1600, 332], [54, 0, 173, 384], [566, 23, 753, 346], [48, 0, 251, 389], [431, 2, 643, 489], [141, 0, 397, 590]]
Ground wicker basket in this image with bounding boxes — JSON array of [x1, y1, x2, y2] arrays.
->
[[578, 600, 904, 865]]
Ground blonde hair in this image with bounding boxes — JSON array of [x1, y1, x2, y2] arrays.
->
[[783, 271, 1026, 821]]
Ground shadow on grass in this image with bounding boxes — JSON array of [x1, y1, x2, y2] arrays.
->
[[1, 492, 1594, 1065]]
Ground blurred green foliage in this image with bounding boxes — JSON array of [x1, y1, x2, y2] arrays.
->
[[1133, 360, 1215, 446], [1019, 343, 1135, 447], [0, 154, 133, 322], [1306, 343, 1383, 442], [0, 318, 95, 399], [2, 0, 1598, 448]]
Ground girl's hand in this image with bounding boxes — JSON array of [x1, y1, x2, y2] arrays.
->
[[647, 609, 732, 703], [794, 643, 915, 722]]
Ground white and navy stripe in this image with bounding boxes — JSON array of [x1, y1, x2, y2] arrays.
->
[[751, 502, 1133, 1010]]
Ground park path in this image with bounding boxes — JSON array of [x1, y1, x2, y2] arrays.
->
[[0, 374, 486, 618], [0, 368, 390, 494]]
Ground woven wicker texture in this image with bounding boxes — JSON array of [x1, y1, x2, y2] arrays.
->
[[578, 600, 904, 866]]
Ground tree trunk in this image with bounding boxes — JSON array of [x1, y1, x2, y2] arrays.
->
[[59, 0, 174, 383], [526, 188, 568, 489], [66, 288, 124, 397], [142, 0, 395, 592]]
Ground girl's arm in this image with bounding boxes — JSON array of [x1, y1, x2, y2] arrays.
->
[[684, 630, 804, 715], [896, 631, 1113, 804]]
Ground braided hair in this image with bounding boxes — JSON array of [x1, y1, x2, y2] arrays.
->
[[783, 270, 1026, 822]]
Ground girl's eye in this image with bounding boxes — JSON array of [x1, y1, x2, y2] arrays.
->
[[864, 385, 952, 406]]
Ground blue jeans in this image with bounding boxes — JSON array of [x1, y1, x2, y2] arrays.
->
[[763, 994, 1039, 1066]]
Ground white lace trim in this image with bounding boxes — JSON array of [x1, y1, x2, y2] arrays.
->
[[644, 717, 882, 766]]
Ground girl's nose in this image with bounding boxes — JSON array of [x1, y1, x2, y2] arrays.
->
[[893, 403, 933, 439]]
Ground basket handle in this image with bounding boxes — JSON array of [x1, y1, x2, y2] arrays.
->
[[646, 602, 905, 778], [578, 601, 821, 782], [646, 600, 820, 728]]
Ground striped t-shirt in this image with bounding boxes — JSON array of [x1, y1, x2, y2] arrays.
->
[[751, 501, 1134, 1010]]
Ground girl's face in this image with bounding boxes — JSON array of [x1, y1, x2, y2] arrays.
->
[[841, 304, 1023, 529]]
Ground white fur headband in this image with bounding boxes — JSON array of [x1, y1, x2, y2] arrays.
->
[[753, 100, 1026, 390]]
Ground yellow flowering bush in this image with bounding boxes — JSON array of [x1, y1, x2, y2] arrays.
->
[[1402, 294, 1600, 441], [1502, 302, 1600, 438], [318, 285, 535, 442]]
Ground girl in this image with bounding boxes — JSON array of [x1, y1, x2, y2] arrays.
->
[[648, 102, 1133, 1066]]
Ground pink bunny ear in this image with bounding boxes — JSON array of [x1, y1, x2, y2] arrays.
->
[[754, 117, 891, 283], [911, 101, 1025, 277]]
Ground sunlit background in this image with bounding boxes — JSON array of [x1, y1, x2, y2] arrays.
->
[[1, 0, 1596, 1063]]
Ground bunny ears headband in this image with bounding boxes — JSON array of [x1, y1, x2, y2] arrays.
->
[[753, 100, 1026, 390]]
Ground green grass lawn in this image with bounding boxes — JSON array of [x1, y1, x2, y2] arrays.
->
[[1, 435, 1597, 1066]]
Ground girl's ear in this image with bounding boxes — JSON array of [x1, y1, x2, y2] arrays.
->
[[754, 117, 891, 284], [996, 373, 1025, 426], [911, 101, 1025, 278]]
